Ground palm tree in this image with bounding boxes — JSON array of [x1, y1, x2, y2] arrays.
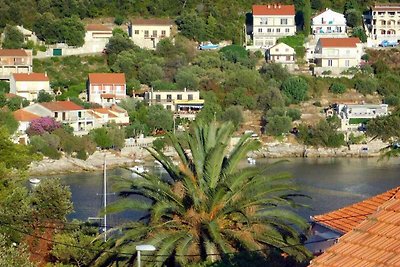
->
[[98, 121, 310, 266]]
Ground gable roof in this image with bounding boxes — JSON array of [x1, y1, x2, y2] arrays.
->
[[131, 18, 174, 26], [269, 42, 295, 53], [252, 4, 295, 16], [319, 37, 360, 48], [92, 108, 118, 118], [312, 8, 345, 19], [13, 73, 49, 82], [40, 101, 84, 111], [88, 73, 126, 84], [86, 24, 112, 31], [312, 187, 400, 234], [13, 109, 40, 122], [309, 189, 400, 267], [0, 49, 28, 57]]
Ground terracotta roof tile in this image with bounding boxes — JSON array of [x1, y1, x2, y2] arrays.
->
[[372, 4, 400, 11], [131, 18, 174, 26], [252, 4, 295, 16], [319, 37, 360, 48], [309, 187, 400, 267], [86, 24, 112, 31], [13, 109, 40, 121], [88, 73, 126, 84], [92, 108, 118, 118], [0, 49, 28, 57], [12, 73, 49, 81], [313, 187, 400, 233], [40, 101, 84, 111]]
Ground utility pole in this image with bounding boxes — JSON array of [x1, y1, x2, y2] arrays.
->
[[103, 155, 107, 242]]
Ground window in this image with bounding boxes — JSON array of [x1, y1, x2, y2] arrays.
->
[[161, 30, 166, 36], [188, 94, 193, 100], [167, 94, 172, 102], [54, 112, 58, 118], [345, 60, 350, 67], [276, 28, 281, 33], [286, 56, 291, 61], [156, 94, 161, 102], [78, 111, 82, 118], [285, 48, 289, 52], [153, 30, 157, 37], [177, 94, 182, 100], [144, 30, 149, 37], [258, 28, 262, 33], [267, 28, 272, 33], [285, 28, 290, 33], [280, 19, 288, 25], [328, 59, 333, 67], [166, 105, 171, 110], [275, 48, 279, 52], [135, 30, 139, 35]]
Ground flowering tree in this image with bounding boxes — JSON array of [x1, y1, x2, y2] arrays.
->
[[27, 117, 61, 136]]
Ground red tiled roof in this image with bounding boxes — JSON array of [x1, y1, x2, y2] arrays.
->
[[372, 4, 400, 11], [13, 73, 49, 82], [88, 73, 126, 84], [313, 187, 400, 233], [5, 93, 19, 99], [13, 109, 40, 121], [319, 37, 360, 48], [309, 189, 400, 267], [131, 18, 174, 26], [40, 101, 84, 111], [92, 108, 118, 118], [86, 24, 112, 31], [252, 4, 295, 16], [0, 49, 28, 57]]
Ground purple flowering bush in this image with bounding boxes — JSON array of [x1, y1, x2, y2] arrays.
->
[[27, 117, 61, 136]]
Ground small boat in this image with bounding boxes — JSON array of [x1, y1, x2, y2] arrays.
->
[[29, 178, 41, 185], [129, 165, 148, 174], [247, 157, 256, 165]]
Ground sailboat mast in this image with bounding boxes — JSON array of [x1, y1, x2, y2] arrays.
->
[[103, 155, 107, 242]]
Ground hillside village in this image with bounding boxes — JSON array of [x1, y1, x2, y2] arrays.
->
[[2, 1, 400, 266]]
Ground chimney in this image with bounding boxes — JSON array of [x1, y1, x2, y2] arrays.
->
[[278, 4, 281, 8], [44, 71, 47, 77], [267, 4, 270, 8], [274, 4, 277, 8], [184, 87, 187, 92]]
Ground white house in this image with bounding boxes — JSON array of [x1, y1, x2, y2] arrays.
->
[[312, 9, 347, 38], [144, 88, 204, 119], [369, 3, 400, 46], [0, 49, 32, 80], [87, 73, 127, 107], [13, 109, 40, 138], [23, 101, 96, 135], [266, 42, 296, 65], [128, 19, 175, 49], [336, 103, 389, 131], [313, 37, 363, 75], [84, 24, 113, 53], [10, 72, 51, 101], [252, 4, 296, 47], [90, 105, 130, 125]]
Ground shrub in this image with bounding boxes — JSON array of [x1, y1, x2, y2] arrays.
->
[[286, 108, 302, 121], [266, 115, 292, 136], [281, 76, 308, 104], [27, 117, 62, 136], [329, 83, 346, 94], [354, 77, 378, 95], [321, 70, 332, 75], [152, 138, 166, 151], [76, 149, 88, 160], [384, 95, 400, 106]]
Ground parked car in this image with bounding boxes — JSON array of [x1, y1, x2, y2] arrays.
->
[[379, 40, 398, 47]]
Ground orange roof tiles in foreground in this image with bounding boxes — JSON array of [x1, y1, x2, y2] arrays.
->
[[86, 24, 112, 31], [319, 37, 360, 48], [13, 73, 49, 82], [313, 187, 400, 233], [88, 73, 126, 84], [309, 189, 400, 267], [252, 4, 295, 16], [0, 49, 28, 57], [40, 101, 84, 111], [13, 109, 40, 122]]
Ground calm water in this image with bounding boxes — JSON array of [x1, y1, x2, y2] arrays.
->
[[37, 158, 400, 222]]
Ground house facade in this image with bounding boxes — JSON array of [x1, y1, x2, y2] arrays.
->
[[128, 19, 175, 49], [84, 24, 113, 53], [23, 101, 96, 135], [313, 37, 363, 75], [87, 73, 126, 107], [312, 8, 347, 37], [0, 49, 32, 80], [252, 4, 296, 47], [10, 73, 51, 101], [369, 3, 400, 45], [144, 88, 204, 119], [336, 103, 389, 131], [266, 42, 296, 65]]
